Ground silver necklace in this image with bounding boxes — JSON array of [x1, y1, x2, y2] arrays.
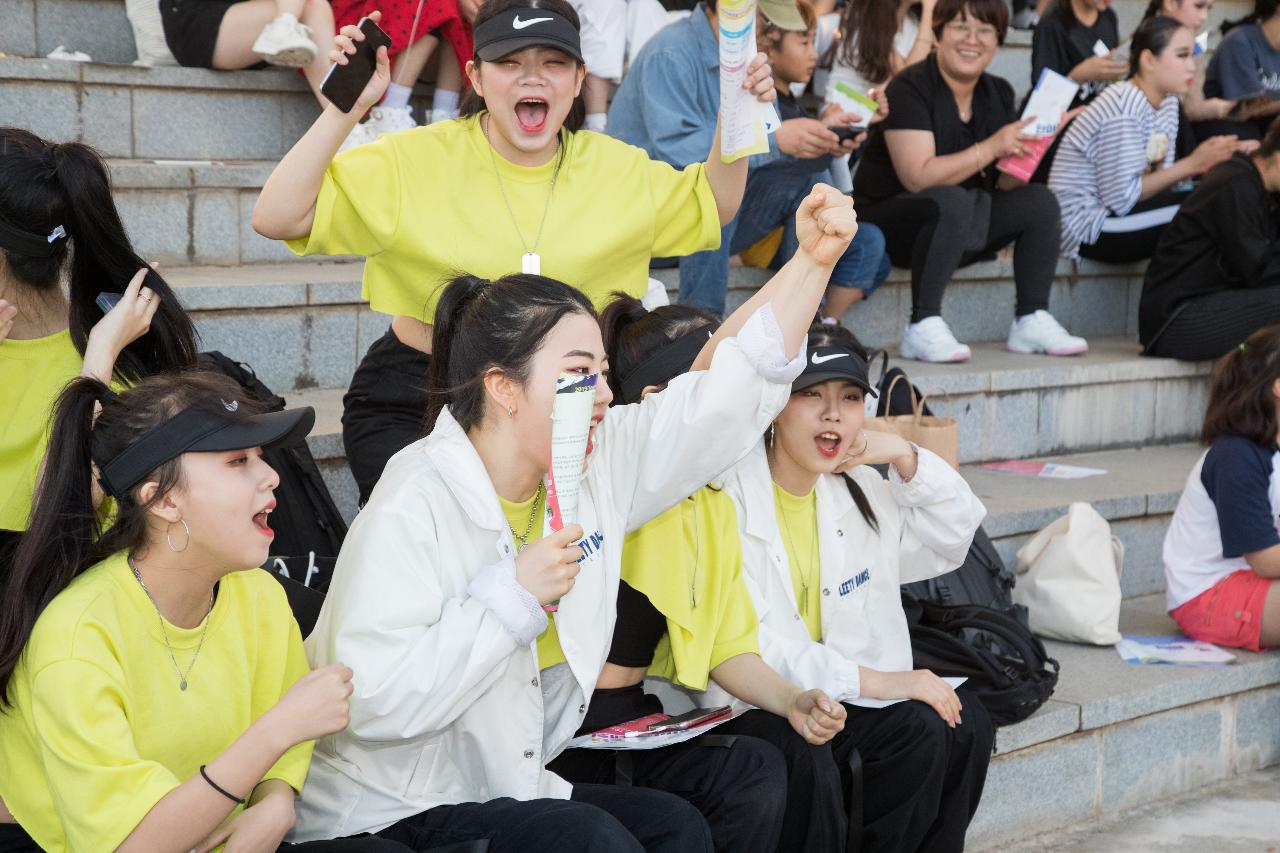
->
[[777, 493, 820, 616], [509, 483, 546, 551], [128, 556, 214, 691], [482, 114, 563, 275]]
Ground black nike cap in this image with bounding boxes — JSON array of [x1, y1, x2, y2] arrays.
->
[[97, 396, 315, 499], [473, 5, 584, 63], [793, 345, 878, 397]]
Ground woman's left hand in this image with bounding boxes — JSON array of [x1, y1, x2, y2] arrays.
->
[[193, 788, 296, 853], [743, 52, 777, 103], [835, 429, 917, 479], [787, 688, 846, 745]]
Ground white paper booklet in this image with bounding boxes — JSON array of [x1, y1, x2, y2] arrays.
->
[[565, 709, 745, 751], [718, 0, 777, 161], [1022, 68, 1080, 137], [849, 676, 968, 709], [1115, 635, 1236, 666]]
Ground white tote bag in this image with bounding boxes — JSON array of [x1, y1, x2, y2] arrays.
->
[[1013, 502, 1124, 645]]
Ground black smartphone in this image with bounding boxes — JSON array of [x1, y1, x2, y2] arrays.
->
[[321, 17, 394, 114], [95, 291, 121, 314], [830, 125, 868, 142]]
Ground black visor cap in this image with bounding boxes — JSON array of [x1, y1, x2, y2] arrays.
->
[[473, 7, 584, 63], [793, 346, 878, 397]]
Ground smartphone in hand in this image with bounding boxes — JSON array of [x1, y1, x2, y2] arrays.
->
[[829, 125, 867, 142], [321, 16, 394, 114], [95, 292, 121, 314]]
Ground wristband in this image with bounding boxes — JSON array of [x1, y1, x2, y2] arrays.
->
[[973, 142, 985, 172], [200, 765, 247, 805]]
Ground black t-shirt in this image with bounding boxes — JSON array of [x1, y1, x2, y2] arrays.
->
[[1031, 6, 1120, 107], [854, 55, 1017, 205], [1140, 154, 1278, 345]]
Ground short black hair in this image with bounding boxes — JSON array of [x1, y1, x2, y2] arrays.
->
[[932, 0, 1009, 44]]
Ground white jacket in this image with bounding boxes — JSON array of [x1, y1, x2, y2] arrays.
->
[[292, 307, 803, 840], [703, 442, 986, 708]]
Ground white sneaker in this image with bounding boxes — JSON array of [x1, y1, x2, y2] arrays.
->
[[362, 105, 417, 141], [1007, 310, 1089, 356], [900, 317, 972, 363], [252, 13, 317, 68]]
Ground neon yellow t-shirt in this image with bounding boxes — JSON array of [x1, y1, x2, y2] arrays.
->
[[630, 487, 760, 691], [498, 488, 567, 669], [0, 329, 82, 531], [287, 114, 722, 321], [0, 554, 313, 853], [774, 483, 822, 641]]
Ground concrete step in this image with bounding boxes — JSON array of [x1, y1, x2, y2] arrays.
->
[[2, 0, 139, 64], [967, 595, 1280, 850], [965, 443, 1202, 600]]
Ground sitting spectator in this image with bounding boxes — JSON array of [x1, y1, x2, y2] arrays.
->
[[0, 372, 382, 853], [571, 0, 673, 131], [1141, 118, 1280, 360], [828, 0, 936, 105], [1049, 16, 1245, 264], [0, 128, 197, 571], [853, 0, 1087, 362], [1200, 0, 1280, 139], [160, 0, 336, 107], [334, 0, 474, 146], [1141, 0, 1237, 129], [1162, 323, 1280, 654], [1032, 0, 1125, 108], [609, 0, 890, 320]]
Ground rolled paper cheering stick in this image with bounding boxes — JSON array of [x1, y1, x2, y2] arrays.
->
[[544, 371, 598, 612]]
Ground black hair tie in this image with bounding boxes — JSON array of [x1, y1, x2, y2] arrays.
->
[[199, 765, 247, 805]]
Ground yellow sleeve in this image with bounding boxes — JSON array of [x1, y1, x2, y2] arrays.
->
[[286, 140, 403, 259], [30, 659, 180, 852], [646, 160, 723, 258], [708, 572, 760, 672], [258, 599, 314, 793]]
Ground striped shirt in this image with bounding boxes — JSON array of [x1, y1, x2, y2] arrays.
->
[[1048, 81, 1180, 259]]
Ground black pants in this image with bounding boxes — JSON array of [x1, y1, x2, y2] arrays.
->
[[1078, 188, 1191, 265], [714, 709, 848, 853], [828, 693, 994, 853], [859, 184, 1059, 323], [1146, 284, 1280, 361], [547, 732, 785, 853], [342, 330, 432, 505], [373, 787, 711, 853]]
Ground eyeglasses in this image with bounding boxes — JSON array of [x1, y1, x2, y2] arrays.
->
[[944, 21, 999, 42]]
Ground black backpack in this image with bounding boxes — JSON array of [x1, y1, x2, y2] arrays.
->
[[198, 352, 348, 594], [902, 593, 1059, 726], [901, 526, 1030, 630]]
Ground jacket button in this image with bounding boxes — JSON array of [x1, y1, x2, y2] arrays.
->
[[578, 704, 586, 713], [523, 750, 535, 759], [823, 588, 831, 596], [530, 677, 538, 687], [836, 529, 844, 537], [793, 613, 801, 621]]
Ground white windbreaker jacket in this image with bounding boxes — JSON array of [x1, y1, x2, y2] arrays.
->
[[702, 442, 986, 708], [291, 307, 803, 840]]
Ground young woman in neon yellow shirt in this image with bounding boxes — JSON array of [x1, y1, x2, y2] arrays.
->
[[0, 371, 404, 853], [252, 0, 780, 505]]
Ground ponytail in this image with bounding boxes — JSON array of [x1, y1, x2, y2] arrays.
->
[[599, 291, 718, 405], [427, 272, 596, 434], [0, 370, 250, 704]]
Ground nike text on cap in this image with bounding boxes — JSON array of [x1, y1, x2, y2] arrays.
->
[[473, 6, 584, 63], [793, 345, 879, 396]]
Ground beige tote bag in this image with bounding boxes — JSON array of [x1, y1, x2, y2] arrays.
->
[[864, 374, 960, 469], [1013, 502, 1124, 645]]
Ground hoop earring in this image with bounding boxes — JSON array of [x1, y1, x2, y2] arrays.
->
[[166, 519, 191, 553], [508, 407, 514, 418]]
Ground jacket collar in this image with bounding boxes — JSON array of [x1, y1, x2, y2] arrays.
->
[[736, 441, 866, 539], [690, 3, 720, 72], [424, 407, 508, 533]]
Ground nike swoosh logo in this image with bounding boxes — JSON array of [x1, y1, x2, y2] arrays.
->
[[513, 15, 553, 29], [811, 352, 849, 365]]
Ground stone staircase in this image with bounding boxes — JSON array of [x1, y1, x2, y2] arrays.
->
[[3, 0, 1275, 845]]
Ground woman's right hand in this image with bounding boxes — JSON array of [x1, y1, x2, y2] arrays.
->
[[515, 524, 584, 606], [331, 10, 392, 114], [794, 184, 857, 268], [1070, 54, 1128, 83], [272, 663, 354, 745], [865, 668, 962, 727], [986, 116, 1038, 159], [1190, 134, 1239, 173], [0, 299, 16, 344]]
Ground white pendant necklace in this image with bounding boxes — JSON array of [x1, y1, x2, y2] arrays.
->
[[482, 114, 563, 276]]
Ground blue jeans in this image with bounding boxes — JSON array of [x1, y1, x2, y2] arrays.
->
[[678, 166, 891, 316]]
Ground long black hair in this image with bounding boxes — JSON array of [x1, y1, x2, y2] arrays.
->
[[599, 292, 717, 405], [1222, 0, 1280, 35], [0, 371, 261, 704], [459, 0, 588, 132], [838, 0, 922, 86], [0, 127, 198, 381], [427, 272, 596, 433], [771, 321, 879, 532], [1129, 14, 1186, 76]]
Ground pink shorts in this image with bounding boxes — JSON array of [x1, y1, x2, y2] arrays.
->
[[1171, 570, 1273, 653]]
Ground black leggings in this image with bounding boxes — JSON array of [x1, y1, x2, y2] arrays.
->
[[1145, 285, 1280, 361], [341, 330, 431, 505], [859, 184, 1060, 323], [1078, 188, 1191, 265]]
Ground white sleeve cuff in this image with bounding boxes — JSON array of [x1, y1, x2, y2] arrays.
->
[[833, 662, 861, 702], [889, 444, 953, 505], [467, 557, 547, 646], [737, 303, 807, 384]]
